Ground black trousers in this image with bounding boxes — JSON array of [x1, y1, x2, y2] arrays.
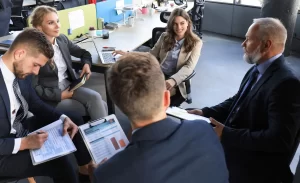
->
[[0, 110, 91, 183]]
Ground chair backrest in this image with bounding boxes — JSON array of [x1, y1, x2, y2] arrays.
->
[[160, 11, 170, 23], [10, 0, 23, 15], [36, 0, 55, 6]]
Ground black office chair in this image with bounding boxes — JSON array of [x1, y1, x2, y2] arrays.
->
[[0, 177, 35, 183], [9, 0, 29, 31], [189, 0, 205, 38], [152, 12, 196, 106]]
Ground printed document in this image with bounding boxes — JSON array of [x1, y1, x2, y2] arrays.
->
[[29, 120, 77, 165], [166, 107, 211, 123], [79, 114, 129, 164]]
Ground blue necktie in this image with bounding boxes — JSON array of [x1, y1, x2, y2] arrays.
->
[[225, 66, 259, 124]]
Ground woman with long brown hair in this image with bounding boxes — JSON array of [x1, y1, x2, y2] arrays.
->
[[114, 8, 202, 106]]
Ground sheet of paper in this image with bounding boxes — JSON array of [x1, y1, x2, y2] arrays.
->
[[80, 115, 129, 164], [30, 120, 77, 165], [116, 0, 124, 15], [166, 107, 211, 123], [68, 9, 85, 30]]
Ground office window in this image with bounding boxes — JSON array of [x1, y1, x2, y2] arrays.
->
[[235, 0, 262, 7], [207, 0, 234, 4]]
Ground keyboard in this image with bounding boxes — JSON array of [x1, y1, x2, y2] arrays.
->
[[100, 52, 116, 64]]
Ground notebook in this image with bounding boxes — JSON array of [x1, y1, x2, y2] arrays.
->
[[91, 39, 117, 64], [68, 74, 87, 92], [166, 107, 211, 123], [0, 40, 13, 47]]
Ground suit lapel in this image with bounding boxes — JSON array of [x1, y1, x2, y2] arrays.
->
[[177, 46, 188, 69], [238, 57, 283, 111], [0, 69, 11, 121]]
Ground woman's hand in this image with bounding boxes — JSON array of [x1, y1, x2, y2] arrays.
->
[[81, 64, 91, 80], [166, 79, 176, 90]]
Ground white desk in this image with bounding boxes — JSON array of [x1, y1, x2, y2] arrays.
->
[[0, 2, 194, 114]]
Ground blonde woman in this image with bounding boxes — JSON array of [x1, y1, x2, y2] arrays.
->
[[114, 8, 202, 106], [30, 5, 107, 121]]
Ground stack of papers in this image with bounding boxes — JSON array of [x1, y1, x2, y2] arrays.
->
[[29, 120, 77, 165], [0, 40, 13, 47], [166, 107, 210, 123]]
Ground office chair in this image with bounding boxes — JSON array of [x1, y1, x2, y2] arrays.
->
[[151, 12, 197, 106], [9, 0, 29, 31], [189, 0, 205, 39], [36, 0, 55, 6], [0, 177, 36, 183]]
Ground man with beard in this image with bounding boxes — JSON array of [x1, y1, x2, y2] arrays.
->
[[188, 17, 300, 183], [0, 28, 92, 183]]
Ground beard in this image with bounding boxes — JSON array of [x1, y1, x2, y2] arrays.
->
[[243, 45, 262, 64], [13, 61, 27, 79]]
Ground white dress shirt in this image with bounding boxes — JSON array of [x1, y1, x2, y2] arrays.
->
[[0, 57, 21, 154], [53, 39, 68, 82]]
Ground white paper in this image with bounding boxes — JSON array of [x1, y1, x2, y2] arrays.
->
[[68, 9, 85, 30], [79, 115, 129, 164], [166, 107, 211, 123], [29, 120, 77, 165], [116, 0, 124, 15]]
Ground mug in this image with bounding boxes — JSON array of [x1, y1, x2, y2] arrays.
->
[[126, 16, 134, 27], [149, 8, 155, 16]]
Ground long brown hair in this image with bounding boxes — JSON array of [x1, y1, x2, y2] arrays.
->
[[164, 8, 200, 53]]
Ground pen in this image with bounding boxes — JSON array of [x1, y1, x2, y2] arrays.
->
[[103, 47, 115, 48], [36, 132, 44, 134]]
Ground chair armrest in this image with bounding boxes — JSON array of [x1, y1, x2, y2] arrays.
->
[[183, 70, 196, 82]]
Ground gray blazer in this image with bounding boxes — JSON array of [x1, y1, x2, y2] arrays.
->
[[32, 34, 92, 105], [149, 32, 202, 99]]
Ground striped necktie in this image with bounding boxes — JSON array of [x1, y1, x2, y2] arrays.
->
[[12, 78, 29, 137]]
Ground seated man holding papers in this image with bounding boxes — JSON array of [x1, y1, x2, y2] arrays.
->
[[89, 52, 229, 183], [0, 28, 92, 183]]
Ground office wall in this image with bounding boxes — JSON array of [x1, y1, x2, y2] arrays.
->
[[202, 1, 300, 53]]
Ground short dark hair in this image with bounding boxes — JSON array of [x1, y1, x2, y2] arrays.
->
[[107, 52, 165, 121], [9, 28, 54, 59]]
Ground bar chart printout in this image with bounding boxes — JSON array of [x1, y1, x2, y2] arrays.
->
[[79, 115, 129, 164]]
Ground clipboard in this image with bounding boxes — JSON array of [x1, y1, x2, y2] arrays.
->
[[79, 114, 129, 164]]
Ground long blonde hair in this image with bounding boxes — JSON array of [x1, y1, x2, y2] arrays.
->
[[30, 5, 57, 27], [164, 8, 200, 53]]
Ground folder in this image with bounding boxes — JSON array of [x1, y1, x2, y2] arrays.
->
[[69, 74, 87, 92]]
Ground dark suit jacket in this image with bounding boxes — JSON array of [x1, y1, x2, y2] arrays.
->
[[0, 0, 12, 36], [32, 34, 92, 104], [93, 118, 229, 183], [202, 56, 300, 183], [0, 70, 62, 155]]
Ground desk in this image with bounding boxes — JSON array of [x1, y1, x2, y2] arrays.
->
[[0, 2, 194, 114]]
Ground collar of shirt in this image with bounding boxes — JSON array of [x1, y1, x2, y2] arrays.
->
[[0, 56, 16, 83], [132, 128, 140, 134], [256, 53, 282, 75], [53, 38, 59, 47], [175, 38, 185, 47]]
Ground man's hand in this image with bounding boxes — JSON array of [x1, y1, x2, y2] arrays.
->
[[187, 109, 203, 116], [112, 50, 127, 56], [166, 79, 176, 90], [88, 158, 108, 181], [63, 117, 78, 139], [210, 118, 225, 139], [61, 87, 74, 100], [20, 131, 48, 150], [80, 64, 91, 80]]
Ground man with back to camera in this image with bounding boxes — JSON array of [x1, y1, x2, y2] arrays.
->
[[0, 28, 92, 183], [189, 18, 300, 183], [88, 52, 229, 183]]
